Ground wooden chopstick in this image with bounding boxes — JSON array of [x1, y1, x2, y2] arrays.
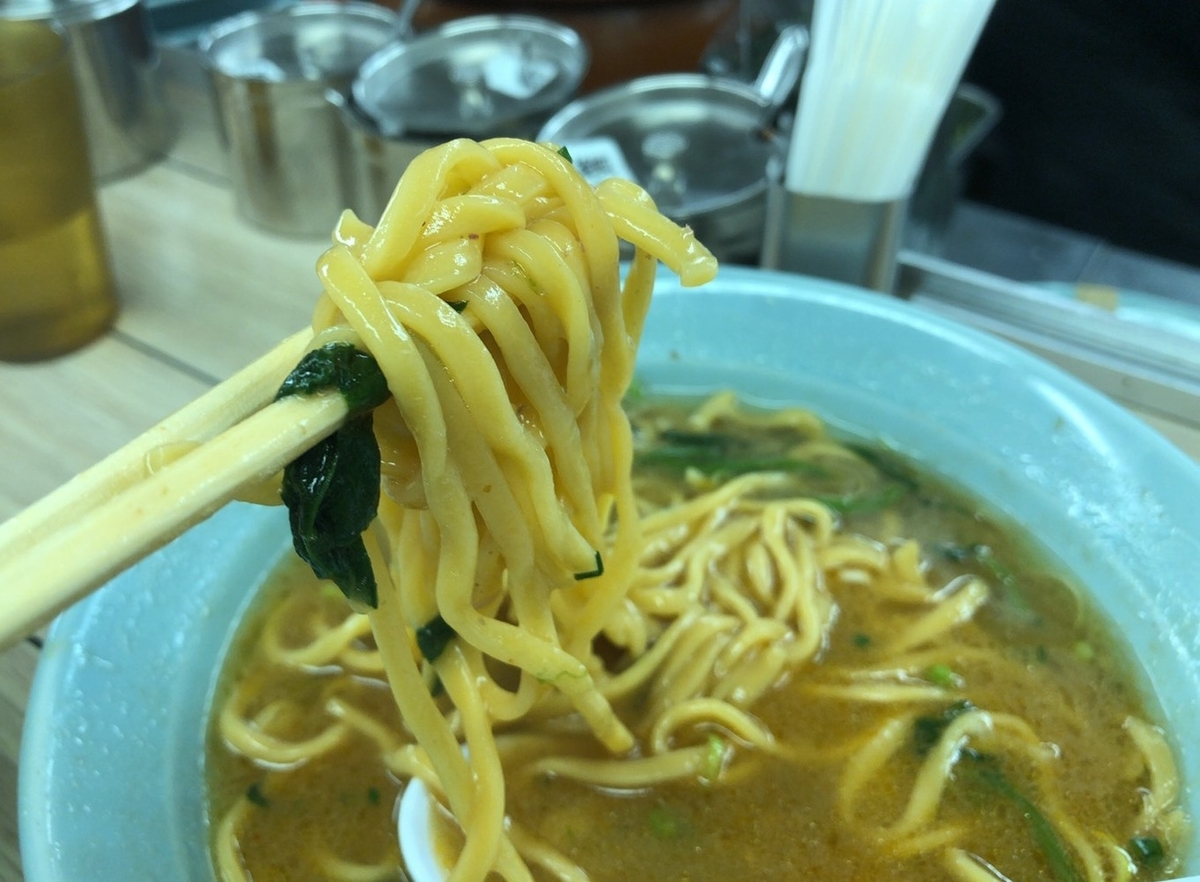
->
[[0, 328, 352, 650], [0, 329, 310, 563]]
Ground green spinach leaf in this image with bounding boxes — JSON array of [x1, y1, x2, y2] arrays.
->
[[276, 343, 390, 608]]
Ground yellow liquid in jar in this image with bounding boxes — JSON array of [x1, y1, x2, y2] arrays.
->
[[0, 20, 118, 362], [0, 204, 117, 361]]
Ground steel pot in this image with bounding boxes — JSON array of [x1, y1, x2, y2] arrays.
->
[[352, 14, 588, 140], [336, 13, 589, 225], [198, 1, 402, 236], [326, 87, 434, 226], [536, 24, 806, 263]]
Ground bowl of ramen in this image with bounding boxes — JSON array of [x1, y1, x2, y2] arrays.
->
[[17, 140, 1200, 882]]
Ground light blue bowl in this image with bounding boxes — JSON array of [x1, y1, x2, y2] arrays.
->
[[20, 266, 1200, 879]]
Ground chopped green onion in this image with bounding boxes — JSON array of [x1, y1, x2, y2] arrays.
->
[[939, 542, 1037, 619], [416, 614, 457, 662], [846, 443, 920, 490], [958, 750, 1084, 882], [702, 733, 727, 783], [852, 632, 872, 649], [574, 551, 604, 581], [923, 663, 959, 688], [646, 802, 689, 839], [657, 428, 733, 448], [940, 543, 1023, 595], [635, 428, 830, 480], [246, 782, 270, 808], [813, 484, 906, 515], [623, 376, 646, 405], [913, 700, 975, 756], [1128, 835, 1165, 867], [636, 447, 827, 478]]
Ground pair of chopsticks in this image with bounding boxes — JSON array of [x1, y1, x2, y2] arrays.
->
[[0, 329, 350, 651]]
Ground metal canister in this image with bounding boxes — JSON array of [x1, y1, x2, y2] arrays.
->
[[326, 86, 431, 227], [536, 25, 805, 264], [199, 1, 402, 237], [353, 14, 588, 140], [0, 0, 176, 181], [333, 13, 587, 224]]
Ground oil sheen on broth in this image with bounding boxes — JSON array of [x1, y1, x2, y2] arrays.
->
[[206, 393, 1187, 882]]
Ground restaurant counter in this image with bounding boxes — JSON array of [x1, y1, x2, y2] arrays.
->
[[0, 46, 1197, 880]]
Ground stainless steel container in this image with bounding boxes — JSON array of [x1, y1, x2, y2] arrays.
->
[[335, 14, 589, 225], [536, 25, 805, 264], [761, 191, 907, 292], [326, 87, 432, 226], [759, 84, 1001, 292], [0, 0, 176, 181], [353, 14, 588, 140], [199, 1, 402, 237]]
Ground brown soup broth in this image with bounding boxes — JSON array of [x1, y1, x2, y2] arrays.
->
[[206, 558, 405, 881], [206, 393, 1183, 881]]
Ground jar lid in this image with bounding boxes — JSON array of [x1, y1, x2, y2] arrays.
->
[[353, 14, 588, 139], [200, 1, 400, 83], [537, 73, 781, 217]]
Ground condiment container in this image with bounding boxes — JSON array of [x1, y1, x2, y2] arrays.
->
[[0, 18, 118, 360], [0, 0, 175, 181], [536, 25, 806, 264], [325, 87, 428, 226], [339, 14, 588, 224], [199, 1, 402, 237]]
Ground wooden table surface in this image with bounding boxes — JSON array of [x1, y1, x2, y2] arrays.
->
[[2, 48, 1199, 882], [0, 50, 331, 880]]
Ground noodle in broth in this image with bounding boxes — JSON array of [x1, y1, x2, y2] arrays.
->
[[204, 138, 1188, 882], [209, 391, 1188, 882]]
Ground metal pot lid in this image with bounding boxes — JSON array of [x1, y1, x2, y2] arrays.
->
[[200, 2, 400, 83], [353, 14, 588, 139], [537, 73, 783, 217], [0, 0, 139, 25]]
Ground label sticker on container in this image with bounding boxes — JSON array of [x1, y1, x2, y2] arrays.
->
[[561, 137, 638, 188]]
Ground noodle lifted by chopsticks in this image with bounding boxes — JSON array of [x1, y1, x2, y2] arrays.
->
[[266, 137, 714, 881]]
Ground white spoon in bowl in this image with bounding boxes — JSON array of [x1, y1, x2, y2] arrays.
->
[[398, 774, 447, 882]]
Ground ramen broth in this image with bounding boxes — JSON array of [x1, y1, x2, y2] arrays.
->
[[207, 394, 1186, 881]]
